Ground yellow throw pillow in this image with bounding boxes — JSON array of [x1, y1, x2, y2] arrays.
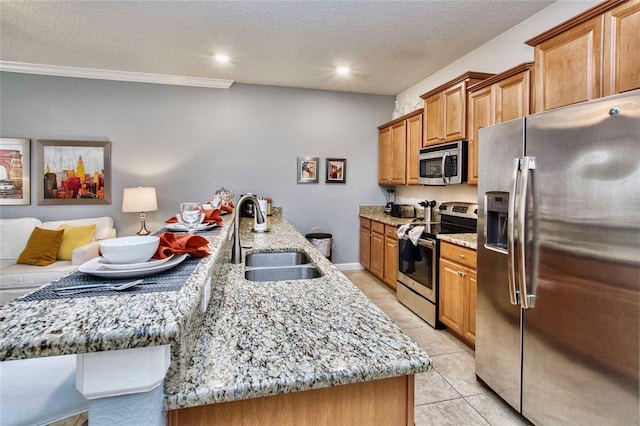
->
[[16, 227, 65, 266], [57, 224, 97, 260]]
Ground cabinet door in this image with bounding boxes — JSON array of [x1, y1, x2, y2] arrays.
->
[[383, 235, 398, 289], [406, 113, 423, 184], [533, 16, 602, 112], [442, 81, 467, 142], [439, 258, 464, 335], [423, 93, 443, 146], [603, 0, 640, 96], [359, 227, 371, 269], [467, 86, 493, 185], [370, 230, 385, 279], [390, 121, 407, 184], [464, 268, 477, 346], [494, 70, 531, 123], [378, 126, 392, 185]]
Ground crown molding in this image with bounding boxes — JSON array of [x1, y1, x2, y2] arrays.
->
[[0, 61, 234, 89]]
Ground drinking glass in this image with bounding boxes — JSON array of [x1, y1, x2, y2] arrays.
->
[[179, 202, 203, 234]]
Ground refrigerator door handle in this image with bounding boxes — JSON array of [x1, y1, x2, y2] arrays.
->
[[518, 156, 537, 309], [507, 158, 521, 306]]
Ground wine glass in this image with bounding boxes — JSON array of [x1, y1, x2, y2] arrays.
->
[[179, 202, 203, 234]]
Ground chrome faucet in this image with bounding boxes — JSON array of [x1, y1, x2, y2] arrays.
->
[[231, 193, 265, 264]]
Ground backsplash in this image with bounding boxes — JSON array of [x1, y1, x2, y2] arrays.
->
[[394, 184, 478, 212]]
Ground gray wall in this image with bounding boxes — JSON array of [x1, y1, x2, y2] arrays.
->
[[0, 72, 393, 264]]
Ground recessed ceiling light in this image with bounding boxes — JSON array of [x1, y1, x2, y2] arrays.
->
[[336, 67, 350, 75], [215, 54, 230, 63]]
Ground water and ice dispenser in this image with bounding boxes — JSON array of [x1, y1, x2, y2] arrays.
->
[[485, 192, 509, 252]]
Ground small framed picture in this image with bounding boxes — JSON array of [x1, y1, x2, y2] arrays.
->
[[0, 138, 31, 205], [37, 139, 111, 205], [326, 158, 346, 184], [297, 156, 319, 183]]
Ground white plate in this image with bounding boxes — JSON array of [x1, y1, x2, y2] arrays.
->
[[79, 254, 188, 278], [164, 222, 218, 232], [97, 254, 174, 270]]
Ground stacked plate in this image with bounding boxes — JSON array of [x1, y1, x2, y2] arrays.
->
[[79, 253, 188, 278], [164, 223, 218, 232]]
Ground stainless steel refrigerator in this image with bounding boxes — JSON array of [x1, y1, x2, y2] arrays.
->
[[476, 90, 639, 425]]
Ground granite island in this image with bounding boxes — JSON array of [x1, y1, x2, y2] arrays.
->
[[0, 211, 431, 425]]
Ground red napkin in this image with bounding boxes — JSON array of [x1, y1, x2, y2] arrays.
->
[[202, 209, 223, 225], [165, 215, 179, 224], [153, 232, 210, 259], [221, 204, 233, 214]]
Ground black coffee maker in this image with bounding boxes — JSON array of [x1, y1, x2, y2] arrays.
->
[[384, 189, 395, 215]]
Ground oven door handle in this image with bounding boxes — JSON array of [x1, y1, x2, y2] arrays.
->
[[417, 238, 436, 248]]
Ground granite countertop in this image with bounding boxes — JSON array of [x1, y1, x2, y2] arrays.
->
[[438, 233, 478, 250], [359, 205, 419, 227], [0, 217, 233, 361], [0, 210, 431, 410], [163, 214, 431, 409]]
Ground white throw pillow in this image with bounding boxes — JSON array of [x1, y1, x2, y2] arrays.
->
[[0, 218, 42, 259], [42, 216, 114, 241]]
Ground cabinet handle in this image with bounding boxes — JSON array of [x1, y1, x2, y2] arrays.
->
[[459, 254, 465, 259], [457, 271, 466, 277]]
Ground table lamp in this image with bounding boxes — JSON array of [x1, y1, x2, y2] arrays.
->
[[122, 187, 158, 235]]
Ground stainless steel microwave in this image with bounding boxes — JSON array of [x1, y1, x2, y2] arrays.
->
[[418, 140, 468, 185]]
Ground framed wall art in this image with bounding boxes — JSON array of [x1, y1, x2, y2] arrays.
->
[[0, 138, 31, 205], [326, 158, 346, 184], [297, 156, 319, 184], [37, 140, 111, 205]]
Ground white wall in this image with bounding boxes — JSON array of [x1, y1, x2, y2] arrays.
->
[[393, 0, 600, 209]]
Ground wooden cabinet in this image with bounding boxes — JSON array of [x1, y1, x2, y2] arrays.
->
[[377, 109, 423, 186], [526, 0, 640, 112], [359, 218, 399, 290], [420, 72, 494, 147], [378, 127, 392, 185], [383, 225, 398, 289], [370, 221, 385, 279], [467, 63, 533, 185], [359, 218, 371, 270], [439, 241, 477, 348], [603, 0, 640, 96], [406, 113, 423, 185]]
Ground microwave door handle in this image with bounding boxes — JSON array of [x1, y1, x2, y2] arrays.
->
[[518, 156, 537, 309], [507, 158, 520, 306], [441, 152, 450, 184]]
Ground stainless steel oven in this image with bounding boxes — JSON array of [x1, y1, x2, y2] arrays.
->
[[396, 202, 478, 329], [397, 235, 440, 328]]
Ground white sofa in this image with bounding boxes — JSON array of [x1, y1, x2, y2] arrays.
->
[[0, 216, 116, 305]]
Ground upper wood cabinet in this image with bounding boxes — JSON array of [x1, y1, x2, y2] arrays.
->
[[467, 63, 533, 185], [377, 109, 423, 186], [526, 0, 640, 112], [420, 72, 494, 147]]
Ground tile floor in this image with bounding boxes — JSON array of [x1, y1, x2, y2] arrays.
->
[[343, 270, 531, 426], [51, 270, 530, 426]]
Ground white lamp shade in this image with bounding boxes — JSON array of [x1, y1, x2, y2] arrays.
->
[[122, 187, 158, 212]]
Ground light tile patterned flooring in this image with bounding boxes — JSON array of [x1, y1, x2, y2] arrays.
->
[[343, 270, 531, 426], [52, 270, 530, 426]]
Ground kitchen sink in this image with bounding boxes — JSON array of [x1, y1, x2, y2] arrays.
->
[[244, 265, 322, 282], [245, 251, 310, 267]]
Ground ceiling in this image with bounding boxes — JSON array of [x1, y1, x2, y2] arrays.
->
[[0, 1, 555, 95]]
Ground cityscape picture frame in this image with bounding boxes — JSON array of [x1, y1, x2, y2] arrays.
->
[[326, 158, 346, 184], [37, 139, 111, 205], [297, 156, 319, 183]]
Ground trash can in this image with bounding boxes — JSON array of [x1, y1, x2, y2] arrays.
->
[[306, 232, 332, 261]]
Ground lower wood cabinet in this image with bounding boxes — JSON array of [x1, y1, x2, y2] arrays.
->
[[439, 241, 477, 348], [359, 217, 398, 290]]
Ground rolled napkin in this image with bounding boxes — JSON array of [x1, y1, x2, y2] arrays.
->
[[153, 232, 210, 259]]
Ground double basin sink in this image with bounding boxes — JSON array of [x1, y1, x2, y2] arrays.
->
[[244, 251, 322, 282]]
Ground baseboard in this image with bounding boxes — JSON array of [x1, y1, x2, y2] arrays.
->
[[335, 263, 364, 271]]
